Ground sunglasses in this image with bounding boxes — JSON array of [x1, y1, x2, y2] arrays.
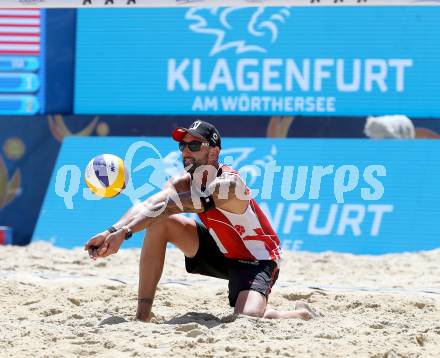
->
[[178, 141, 210, 152]]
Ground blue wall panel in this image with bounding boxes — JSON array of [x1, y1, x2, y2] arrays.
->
[[34, 136, 440, 254]]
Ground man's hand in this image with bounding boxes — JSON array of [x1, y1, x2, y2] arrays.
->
[[84, 231, 109, 260], [84, 230, 125, 259], [96, 230, 125, 258]]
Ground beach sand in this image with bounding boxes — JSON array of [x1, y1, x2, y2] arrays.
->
[[1, 242, 440, 357]]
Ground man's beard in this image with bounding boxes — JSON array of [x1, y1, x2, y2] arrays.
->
[[183, 158, 196, 173], [182, 156, 207, 174]]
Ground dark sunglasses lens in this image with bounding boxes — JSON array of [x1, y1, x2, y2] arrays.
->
[[179, 141, 202, 152], [188, 142, 202, 151]]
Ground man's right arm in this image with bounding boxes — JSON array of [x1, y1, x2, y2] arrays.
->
[[84, 174, 200, 258], [83, 186, 174, 258]]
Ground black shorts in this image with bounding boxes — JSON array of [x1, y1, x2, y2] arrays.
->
[[185, 222, 279, 307]]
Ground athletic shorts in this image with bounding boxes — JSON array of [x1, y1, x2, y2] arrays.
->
[[185, 222, 279, 307]]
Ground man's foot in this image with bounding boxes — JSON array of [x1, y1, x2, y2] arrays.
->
[[294, 301, 320, 320]]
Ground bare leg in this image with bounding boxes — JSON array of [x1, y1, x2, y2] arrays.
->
[[263, 305, 316, 320], [234, 291, 316, 320], [136, 215, 199, 321]]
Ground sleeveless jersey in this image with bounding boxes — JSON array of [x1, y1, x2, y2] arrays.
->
[[194, 165, 282, 262]]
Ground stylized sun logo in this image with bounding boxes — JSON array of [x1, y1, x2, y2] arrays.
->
[[185, 7, 291, 56]]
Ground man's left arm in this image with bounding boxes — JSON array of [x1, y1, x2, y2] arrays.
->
[[205, 172, 250, 214]]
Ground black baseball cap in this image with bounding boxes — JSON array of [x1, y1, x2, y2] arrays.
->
[[172, 120, 221, 148]]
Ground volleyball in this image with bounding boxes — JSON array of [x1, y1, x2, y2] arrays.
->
[[84, 154, 129, 198]]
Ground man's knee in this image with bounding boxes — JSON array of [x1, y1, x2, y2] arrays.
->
[[144, 215, 198, 257], [147, 215, 179, 238], [233, 290, 267, 318], [234, 306, 265, 318]]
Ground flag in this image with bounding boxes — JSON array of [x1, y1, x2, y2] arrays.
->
[[0, 9, 40, 55]]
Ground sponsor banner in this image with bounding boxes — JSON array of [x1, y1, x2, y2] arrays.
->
[[75, 7, 440, 117], [7, 1, 440, 9], [33, 137, 440, 254]]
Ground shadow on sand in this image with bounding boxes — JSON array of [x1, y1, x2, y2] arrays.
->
[[164, 312, 238, 329]]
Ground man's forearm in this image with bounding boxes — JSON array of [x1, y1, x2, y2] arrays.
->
[[112, 205, 140, 230], [123, 199, 169, 233], [112, 190, 203, 234], [108, 187, 176, 232]]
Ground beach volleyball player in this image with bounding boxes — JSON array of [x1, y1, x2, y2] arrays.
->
[[84, 120, 315, 321]]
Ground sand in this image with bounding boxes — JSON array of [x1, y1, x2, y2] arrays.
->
[[1, 241, 440, 358]]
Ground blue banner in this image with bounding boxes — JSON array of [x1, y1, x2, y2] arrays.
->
[[75, 7, 440, 117], [33, 137, 440, 254], [3, 114, 440, 246]]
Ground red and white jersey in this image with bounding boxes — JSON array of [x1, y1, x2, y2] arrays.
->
[[194, 165, 282, 262]]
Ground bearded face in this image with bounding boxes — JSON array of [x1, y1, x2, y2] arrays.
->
[[182, 151, 209, 174], [179, 133, 218, 175]]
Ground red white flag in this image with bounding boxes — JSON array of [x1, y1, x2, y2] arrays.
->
[[0, 9, 40, 55]]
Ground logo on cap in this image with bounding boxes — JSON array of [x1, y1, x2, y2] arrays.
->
[[190, 121, 202, 130]]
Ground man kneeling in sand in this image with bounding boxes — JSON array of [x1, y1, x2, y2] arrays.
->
[[84, 121, 315, 322]]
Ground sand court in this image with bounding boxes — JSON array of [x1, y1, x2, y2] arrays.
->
[[1, 242, 439, 357]]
